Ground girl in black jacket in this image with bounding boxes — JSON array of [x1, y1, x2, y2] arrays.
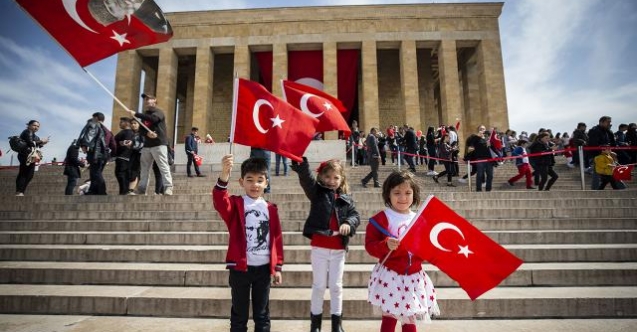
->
[[291, 158, 360, 332]]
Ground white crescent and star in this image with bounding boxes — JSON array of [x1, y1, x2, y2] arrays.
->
[[616, 166, 628, 174], [62, 0, 98, 33], [62, 0, 131, 47], [253, 99, 285, 134], [429, 222, 473, 258], [300, 93, 326, 118]]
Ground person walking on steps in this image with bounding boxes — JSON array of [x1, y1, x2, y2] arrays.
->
[[185, 127, 205, 177]]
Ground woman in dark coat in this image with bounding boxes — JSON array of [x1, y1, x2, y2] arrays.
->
[[15, 120, 49, 196]]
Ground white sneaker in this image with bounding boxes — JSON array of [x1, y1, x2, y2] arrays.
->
[[458, 178, 467, 184], [566, 163, 575, 169], [15, 192, 24, 196], [164, 187, 173, 196], [426, 171, 438, 176]]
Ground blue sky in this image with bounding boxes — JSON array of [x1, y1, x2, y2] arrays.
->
[[1, 0, 636, 165]]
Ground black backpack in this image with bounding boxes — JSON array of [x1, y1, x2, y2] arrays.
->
[[8, 136, 27, 152]]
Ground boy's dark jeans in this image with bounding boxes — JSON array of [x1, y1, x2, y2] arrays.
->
[[229, 264, 271, 332]]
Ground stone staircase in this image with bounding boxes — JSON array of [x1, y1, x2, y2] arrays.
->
[[0, 157, 636, 330]]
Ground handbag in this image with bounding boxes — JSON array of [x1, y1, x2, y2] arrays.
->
[[194, 153, 203, 166]]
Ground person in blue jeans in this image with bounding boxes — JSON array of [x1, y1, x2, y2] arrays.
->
[[275, 153, 288, 176], [185, 127, 204, 177]]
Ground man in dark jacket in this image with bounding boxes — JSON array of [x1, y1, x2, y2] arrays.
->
[[361, 127, 381, 188], [402, 125, 418, 172], [466, 126, 493, 192], [78, 112, 117, 195], [569, 122, 589, 168], [587, 116, 615, 189], [127, 93, 174, 195], [185, 127, 204, 177]]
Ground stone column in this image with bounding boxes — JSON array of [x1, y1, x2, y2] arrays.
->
[[323, 42, 338, 140], [418, 49, 436, 129], [461, 53, 482, 140], [156, 48, 178, 144], [272, 43, 287, 96], [400, 40, 420, 129], [193, 46, 214, 140], [361, 40, 379, 132], [438, 39, 462, 127], [476, 38, 509, 130], [112, 50, 142, 128], [183, 72, 195, 143], [233, 44, 250, 79]]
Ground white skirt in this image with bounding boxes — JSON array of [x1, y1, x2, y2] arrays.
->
[[368, 263, 440, 324]]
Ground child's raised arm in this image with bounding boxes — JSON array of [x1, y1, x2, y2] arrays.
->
[[219, 154, 233, 182]]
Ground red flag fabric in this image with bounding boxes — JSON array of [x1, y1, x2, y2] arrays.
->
[[255, 50, 359, 122], [282, 80, 351, 135], [613, 164, 634, 181], [399, 195, 523, 300], [230, 78, 319, 162], [17, 0, 173, 67]]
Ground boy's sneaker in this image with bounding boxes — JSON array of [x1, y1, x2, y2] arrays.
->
[[507, 180, 514, 187], [15, 192, 24, 196], [164, 187, 173, 196], [458, 178, 467, 184]]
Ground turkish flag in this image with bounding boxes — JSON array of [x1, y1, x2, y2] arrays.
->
[[399, 195, 523, 300], [256, 50, 359, 122], [282, 80, 351, 136], [17, 0, 173, 67], [231, 78, 319, 162], [613, 164, 634, 181]]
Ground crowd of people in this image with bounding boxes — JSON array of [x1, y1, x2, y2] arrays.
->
[[350, 116, 636, 191]]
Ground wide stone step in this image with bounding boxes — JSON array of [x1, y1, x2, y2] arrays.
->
[[0, 284, 635, 319], [6, 189, 634, 203], [1, 230, 635, 245], [2, 262, 634, 288], [2, 206, 635, 220], [1, 244, 635, 263], [1, 315, 635, 332], [3, 197, 634, 212], [2, 218, 636, 232]]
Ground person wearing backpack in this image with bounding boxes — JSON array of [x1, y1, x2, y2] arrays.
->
[[78, 112, 117, 195], [15, 120, 49, 196]]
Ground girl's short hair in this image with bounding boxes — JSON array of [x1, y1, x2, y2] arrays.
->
[[382, 170, 421, 208], [317, 159, 349, 194]]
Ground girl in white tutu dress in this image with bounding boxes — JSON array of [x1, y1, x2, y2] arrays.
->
[[365, 170, 440, 332]]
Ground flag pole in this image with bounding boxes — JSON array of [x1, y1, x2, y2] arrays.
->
[[82, 68, 152, 133], [229, 73, 239, 155]]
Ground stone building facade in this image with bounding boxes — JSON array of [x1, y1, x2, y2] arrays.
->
[[111, 3, 509, 145]]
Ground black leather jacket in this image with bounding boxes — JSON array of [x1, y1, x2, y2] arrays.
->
[[291, 158, 360, 250]]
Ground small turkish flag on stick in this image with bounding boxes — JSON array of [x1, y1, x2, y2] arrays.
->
[[230, 78, 319, 162], [281, 80, 351, 136], [399, 195, 523, 300], [613, 164, 634, 181]]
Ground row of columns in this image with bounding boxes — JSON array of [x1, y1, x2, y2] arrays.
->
[[112, 38, 508, 144]]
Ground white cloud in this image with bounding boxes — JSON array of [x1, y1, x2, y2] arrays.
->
[[502, 0, 637, 134]]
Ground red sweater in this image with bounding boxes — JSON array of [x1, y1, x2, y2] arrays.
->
[[212, 180, 284, 275], [365, 210, 424, 275]]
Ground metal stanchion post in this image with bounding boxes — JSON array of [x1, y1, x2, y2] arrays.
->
[[397, 149, 401, 171], [467, 160, 472, 192], [578, 146, 585, 190]]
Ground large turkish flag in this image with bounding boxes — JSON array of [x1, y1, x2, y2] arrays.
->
[[230, 78, 319, 162], [255, 50, 359, 121], [17, 0, 173, 67], [399, 195, 523, 300], [282, 80, 351, 136]]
